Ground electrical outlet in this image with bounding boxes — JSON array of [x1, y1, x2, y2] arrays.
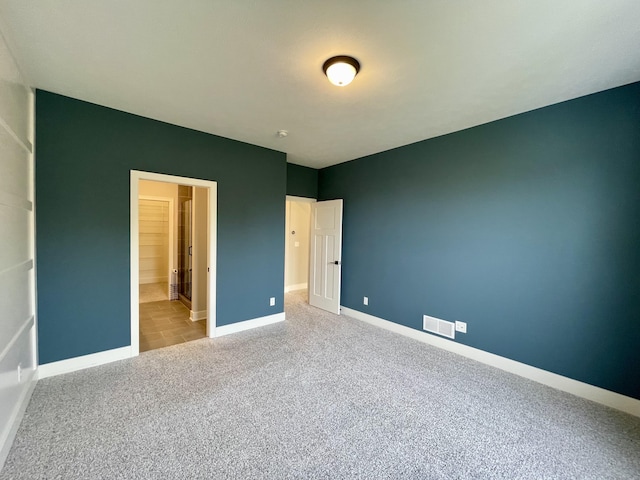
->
[[270, 297, 276, 306], [363, 296, 368, 306], [17, 363, 22, 383], [455, 321, 467, 333]]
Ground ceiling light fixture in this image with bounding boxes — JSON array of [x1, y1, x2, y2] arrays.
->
[[322, 55, 360, 87]]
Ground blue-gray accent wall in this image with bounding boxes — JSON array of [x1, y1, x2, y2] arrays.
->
[[286, 163, 318, 199], [36, 91, 286, 365], [319, 81, 640, 400]]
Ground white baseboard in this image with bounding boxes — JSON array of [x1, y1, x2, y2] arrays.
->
[[214, 312, 286, 337], [285, 283, 307, 293], [36, 311, 284, 378], [341, 306, 640, 418], [190, 310, 207, 321], [37, 346, 133, 379], [0, 372, 37, 471]]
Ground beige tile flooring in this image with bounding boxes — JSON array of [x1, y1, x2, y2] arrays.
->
[[139, 300, 206, 352], [139, 282, 169, 303]]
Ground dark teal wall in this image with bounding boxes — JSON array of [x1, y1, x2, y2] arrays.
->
[[286, 163, 318, 199], [36, 91, 286, 365], [319, 81, 640, 400]]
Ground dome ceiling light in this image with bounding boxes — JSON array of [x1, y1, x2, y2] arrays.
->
[[322, 55, 360, 87]]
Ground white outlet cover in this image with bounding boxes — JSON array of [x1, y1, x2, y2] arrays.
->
[[363, 297, 368, 305], [455, 321, 467, 333], [270, 297, 276, 306]]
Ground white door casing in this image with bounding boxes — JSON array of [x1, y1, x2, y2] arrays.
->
[[309, 199, 343, 314], [131, 170, 217, 355]]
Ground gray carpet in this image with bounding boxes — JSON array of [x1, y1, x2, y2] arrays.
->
[[2, 290, 639, 479]]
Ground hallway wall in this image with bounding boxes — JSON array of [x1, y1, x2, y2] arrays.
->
[[285, 199, 311, 291]]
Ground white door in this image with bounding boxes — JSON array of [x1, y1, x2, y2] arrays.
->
[[309, 199, 343, 314]]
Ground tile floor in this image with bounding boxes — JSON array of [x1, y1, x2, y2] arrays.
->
[[139, 282, 169, 303], [139, 300, 206, 352]]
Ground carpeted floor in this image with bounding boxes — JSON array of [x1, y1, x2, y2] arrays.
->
[[2, 290, 640, 479]]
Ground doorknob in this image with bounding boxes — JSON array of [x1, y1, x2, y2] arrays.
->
[[333, 260, 341, 265]]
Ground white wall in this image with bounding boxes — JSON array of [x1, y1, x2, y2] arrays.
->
[[139, 180, 178, 273], [285, 199, 311, 291], [0, 32, 36, 469], [138, 199, 170, 284]]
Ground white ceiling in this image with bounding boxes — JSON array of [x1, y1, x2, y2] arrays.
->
[[1, 1, 639, 169]]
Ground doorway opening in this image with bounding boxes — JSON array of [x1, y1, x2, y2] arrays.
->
[[131, 171, 217, 356], [137, 182, 205, 352], [284, 196, 344, 315], [284, 196, 314, 296]]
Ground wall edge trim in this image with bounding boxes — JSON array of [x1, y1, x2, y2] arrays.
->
[[213, 312, 285, 337], [0, 316, 33, 364], [0, 258, 33, 277], [37, 346, 133, 379], [0, 189, 32, 211], [340, 306, 640, 417], [0, 115, 32, 154], [0, 372, 37, 471]]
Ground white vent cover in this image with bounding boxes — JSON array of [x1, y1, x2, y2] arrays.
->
[[423, 315, 455, 339]]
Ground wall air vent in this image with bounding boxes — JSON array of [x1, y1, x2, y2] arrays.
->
[[423, 315, 455, 339]]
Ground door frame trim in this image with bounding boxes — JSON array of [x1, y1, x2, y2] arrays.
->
[[130, 171, 218, 356]]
